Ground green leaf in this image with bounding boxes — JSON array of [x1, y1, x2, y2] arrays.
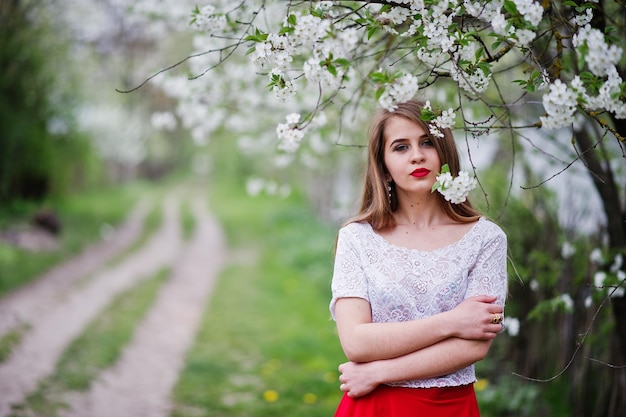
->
[[244, 28, 268, 42], [369, 71, 389, 84], [477, 62, 491, 76], [474, 46, 484, 62], [441, 164, 450, 174], [334, 58, 351, 68], [327, 64, 337, 77], [420, 108, 437, 122], [287, 13, 297, 26], [503, 0, 519, 15], [367, 26, 377, 40], [375, 86, 385, 100]]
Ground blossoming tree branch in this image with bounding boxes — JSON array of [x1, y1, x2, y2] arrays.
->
[[137, 0, 626, 378]]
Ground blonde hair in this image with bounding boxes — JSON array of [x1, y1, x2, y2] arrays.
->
[[348, 100, 481, 230]]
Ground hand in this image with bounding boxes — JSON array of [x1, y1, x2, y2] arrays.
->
[[447, 295, 504, 340], [338, 361, 380, 398]]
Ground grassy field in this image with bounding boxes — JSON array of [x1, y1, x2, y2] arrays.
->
[[170, 180, 346, 417]]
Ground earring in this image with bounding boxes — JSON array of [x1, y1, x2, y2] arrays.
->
[[387, 182, 392, 206]]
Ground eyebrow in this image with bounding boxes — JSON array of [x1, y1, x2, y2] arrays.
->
[[388, 135, 429, 147], [389, 138, 409, 146]]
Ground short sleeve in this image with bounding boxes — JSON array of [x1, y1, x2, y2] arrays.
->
[[465, 223, 508, 309], [329, 225, 370, 320]]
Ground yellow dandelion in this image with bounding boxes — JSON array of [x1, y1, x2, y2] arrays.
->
[[474, 378, 489, 392], [263, 389, 279, 403], [303, 393, 317, 404], [261, 359, 282, 377], [323, 371, 337, 383]]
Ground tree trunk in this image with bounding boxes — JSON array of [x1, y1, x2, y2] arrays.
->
[[575, 126, 626, 417]]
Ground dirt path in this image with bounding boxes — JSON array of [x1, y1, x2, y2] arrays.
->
[[63, 197, 226, 417], [0, 190, 227, 416], [0, 199, 151, 339]]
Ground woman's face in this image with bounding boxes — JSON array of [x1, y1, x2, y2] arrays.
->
[[383, 115, 441, 198]]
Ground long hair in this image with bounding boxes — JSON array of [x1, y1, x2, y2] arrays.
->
[[348, 100, 481, 230]]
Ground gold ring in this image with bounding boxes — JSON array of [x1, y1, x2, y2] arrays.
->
[[492, 313, 502, 324]]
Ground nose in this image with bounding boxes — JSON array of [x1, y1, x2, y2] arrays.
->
[[411, 146, 425, 164]]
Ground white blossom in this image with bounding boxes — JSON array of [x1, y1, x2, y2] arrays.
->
[[271, 77, 297, 102], [291, 13, 330, 47], [246, 177, 265, 196], [530, 279, 539, 291], [276, 113, 305, 153], [611, 254, 624, 273], [464, 0, 503, 22], [559, 293, 574, 311], [429, 108, 456, 138], [573, 25, 623, 77], [594, 271, 607, 288], [151, 111, 177, 131], [573, 8, 593, 26], [380, 6, 411, 25], [589, 248, 604, 264], [434, 170, 478, 204], [504, 317, 520, 337], [513, 0, 544, 27], [379, 74, 419, 112], [611, 285, 625, 298], [540, 79, 578, 130], [491, 12, 513, 37], [514, 28, 536, 47], [192, 5, 227, 34], [561, 241, 576, 259], [285, 113, 301, 124], [451, 65, 491, 94]]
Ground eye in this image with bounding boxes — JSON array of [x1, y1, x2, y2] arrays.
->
[[394, 144, 409, 152], [420, 138, 434, 147]]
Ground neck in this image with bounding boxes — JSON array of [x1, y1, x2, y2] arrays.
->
[[393, 194, 446, 228]]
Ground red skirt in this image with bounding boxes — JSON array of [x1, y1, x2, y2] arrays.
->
[[334, 384, 480, 417]]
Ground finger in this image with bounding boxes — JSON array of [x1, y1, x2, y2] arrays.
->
[[470, 294, 497, 303]]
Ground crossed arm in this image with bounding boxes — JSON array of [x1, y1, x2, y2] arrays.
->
[[334, 295, 503, 397]]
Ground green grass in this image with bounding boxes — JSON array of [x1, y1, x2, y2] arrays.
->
[[0, 181, 156, 298], [10, 268, 170, 417], [0, 323, 30, 364], [180, 199, 196, 241], [170, 182, 346, 417]]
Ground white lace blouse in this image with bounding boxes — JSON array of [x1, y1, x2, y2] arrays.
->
[[330, 217, 508, 388]]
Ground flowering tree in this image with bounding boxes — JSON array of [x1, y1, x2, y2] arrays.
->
[[132, 1, 626, 414]]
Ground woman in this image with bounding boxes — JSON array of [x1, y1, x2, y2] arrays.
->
[[330, 100, 508, 416]]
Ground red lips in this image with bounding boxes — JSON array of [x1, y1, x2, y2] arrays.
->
[[410, 168, 431, 178]]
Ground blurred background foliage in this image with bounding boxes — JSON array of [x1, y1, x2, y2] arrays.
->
[[0, 0, 99, 202]]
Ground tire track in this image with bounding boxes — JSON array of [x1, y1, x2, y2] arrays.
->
[[0, 195, 183, 417], [63, 196, 226, 417], [0, 199, 151, 340]]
